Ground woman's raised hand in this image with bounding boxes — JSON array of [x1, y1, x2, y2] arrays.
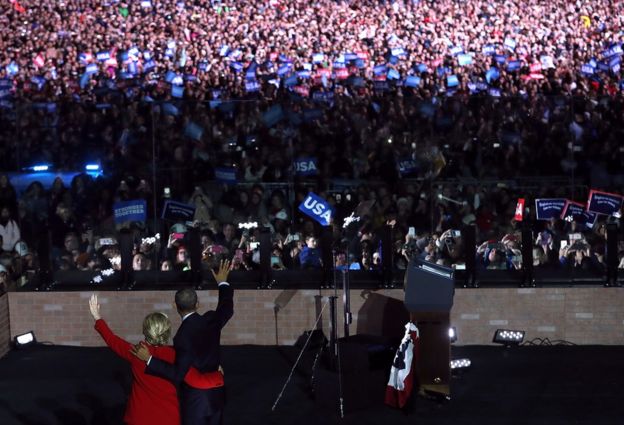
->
[[89, 294, 101, 320]]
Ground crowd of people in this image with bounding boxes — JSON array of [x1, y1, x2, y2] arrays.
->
[[0, 167, 620, 292], [2, 0, 624, 100], [1, 0, 624, 290]]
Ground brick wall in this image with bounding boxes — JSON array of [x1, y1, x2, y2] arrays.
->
[[7, 288, 624, 347], [0, 293, 10, 358]]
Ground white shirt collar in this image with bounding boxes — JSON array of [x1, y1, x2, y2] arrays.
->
[[182, 311, 196, 322]]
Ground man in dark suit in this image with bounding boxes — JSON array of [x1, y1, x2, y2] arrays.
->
[[132, 260, 234, 425]]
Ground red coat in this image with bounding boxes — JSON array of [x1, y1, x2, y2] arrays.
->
[[94, 319, 223, 425]]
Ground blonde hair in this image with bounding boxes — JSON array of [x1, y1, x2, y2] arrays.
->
[[142, 312, 171, 346]]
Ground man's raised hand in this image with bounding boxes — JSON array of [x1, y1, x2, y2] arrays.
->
[[211, 259, 232, 284], [130, 342, 151, 362], [89, 294, 101, 320]]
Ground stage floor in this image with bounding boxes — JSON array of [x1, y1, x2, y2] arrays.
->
[[0, 344, 622, 425]]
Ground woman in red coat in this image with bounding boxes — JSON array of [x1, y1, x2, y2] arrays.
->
[[89, 294, 223, 425]]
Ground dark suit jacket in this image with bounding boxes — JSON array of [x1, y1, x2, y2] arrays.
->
[[146, 284, 234, 415]]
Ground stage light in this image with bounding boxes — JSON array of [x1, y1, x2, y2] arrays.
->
[[493, 329, 525, 346], [14, 331, 36, 348], [448, 327, 457, 343], [32, 165, 49, 172], [85, 164, 100, 171], [450, 358, 471, 370]]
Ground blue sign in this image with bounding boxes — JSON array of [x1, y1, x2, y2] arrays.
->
[[113, 200, 146, 224], [184, 122, 203, 140], [397, 158, 418, 175], [299, 193, 333, 226], [214, 167, 237, 184], [262, 105, 284, 127], [86, 64, 99, 75], [447, 75, 459, 87], [162, 200, 196, 222], [294, 158, 318, 176], [405, 76, 421, 88], [483, 44, 496, 55], [387, 69, 400, 80], [391, 47, 406, 57], [245, 80, 260, 92], [587, 190, 623, 216], [535, 198, 567, 220], [373, 64, 387, 75], [96, 51, 110, 62], [581, 64, 595, 75]]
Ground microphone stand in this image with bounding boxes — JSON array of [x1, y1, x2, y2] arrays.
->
[[339, 212, 358, 338]]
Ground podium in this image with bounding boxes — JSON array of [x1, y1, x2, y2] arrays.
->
[[404, 259, 455, 398]]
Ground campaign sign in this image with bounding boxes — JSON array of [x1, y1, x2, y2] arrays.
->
[[586, 189, 624, 216], [514, 198, 525, 222], [535, 198, 567, 220], [214, 167, 237, 184], [162, 200, 196, 222], [447, 74, 459, 87], [387, 69, 400, 80], [397, 158, 418, 175], [299, 193, 333, 226], [504, 37, 516, 51], [294, 158, 318, 176], [86, 64, 99, 75], [560, 200, 598, 227], [245, 80, 260, 92], [96, 51, 110, 62], [405, 76, 421, 88], [450, 46, 463, 56], [581, 64, 595, 75], [483, 44, 496, 55], [184, 122, 203, 140], [262, 105, 284, 127], [113, 200, 146, 224], [458, 54, 473, 66], [486, 67, 500, 83]]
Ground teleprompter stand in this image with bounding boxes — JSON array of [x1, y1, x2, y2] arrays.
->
[[404, 258, 455, 399]]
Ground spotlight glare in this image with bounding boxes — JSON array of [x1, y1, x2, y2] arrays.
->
[[85, 164, 100, 171], [32, 165, 49, 172], [493, 329, 525, 345]]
